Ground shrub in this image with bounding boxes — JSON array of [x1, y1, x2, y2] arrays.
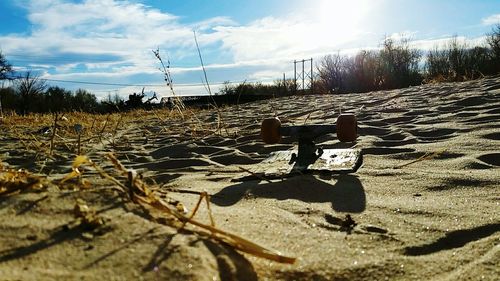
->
[[486, 24, 500, 73], [0, 52, 12, 80], [379, 37, 423, 89], [425, 32, 500, 81], [316, 53, 346, 93], [426, 46, 449, 79], [45, 86, 73, 112], [73, 89, 99, 112], [316, 36, 422, 94], [14, 72, 47, 115]]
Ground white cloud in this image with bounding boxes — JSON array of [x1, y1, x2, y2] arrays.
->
[[2, 0, 491, 97], [215, 14, 366, 62], [26, 0, 178, 34], [191, 16, 237, 32], [1, 0, 380, 95], [210, 0, 378, 66], [482, 14, 500, 25], [412, 35, 487, 50], [388, 31, 420, 41], [248, 69, 286, 82], [1, 0, 208, 73]]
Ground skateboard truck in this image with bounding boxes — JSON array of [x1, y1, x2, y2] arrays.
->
[[254, 114, 361, 177]]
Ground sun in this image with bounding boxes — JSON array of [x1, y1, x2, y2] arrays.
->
[[315, 0, 371, 42]]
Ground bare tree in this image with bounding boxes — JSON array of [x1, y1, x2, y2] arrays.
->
[[426, 46, 449, 79], [343, 50, 383, 92], [0, 52, 12, 81], [486, 24, 500, 72], [15, 71, 47, 115], [380, 37, 422, 88], [1, 52, 14, 118], [317, 53, 346, 93], [446, 36, 468, 80]]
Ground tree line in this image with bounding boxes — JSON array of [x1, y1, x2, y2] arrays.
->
[[316, 24, 500, 94], [1, 24, 499, 114], [0, 65, 158, 115]]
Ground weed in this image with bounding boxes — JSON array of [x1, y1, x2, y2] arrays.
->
[[62, 153, 296, 264]]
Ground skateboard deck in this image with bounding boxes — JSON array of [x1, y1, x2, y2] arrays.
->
[[242, 114, 361, 181], [247, 148, 362, 179]]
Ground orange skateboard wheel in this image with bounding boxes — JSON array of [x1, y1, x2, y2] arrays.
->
[[336, 114, 357, 142], [261, 117, 282, 144]]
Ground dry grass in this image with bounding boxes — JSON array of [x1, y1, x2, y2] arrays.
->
[[0, 163, 46, 196], [0, 107, 295, 265]]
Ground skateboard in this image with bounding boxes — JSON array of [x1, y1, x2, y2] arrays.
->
[[247, 114, 362, 179]]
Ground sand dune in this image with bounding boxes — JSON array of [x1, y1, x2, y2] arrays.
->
[[0, 76, 499, 280]]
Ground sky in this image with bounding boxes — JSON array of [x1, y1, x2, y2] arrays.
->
[[0, 0, 499, 100]]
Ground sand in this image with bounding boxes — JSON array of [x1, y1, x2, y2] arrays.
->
[[0, 76, 499, 280]]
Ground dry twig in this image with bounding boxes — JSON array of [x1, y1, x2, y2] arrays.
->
[[394, 150, 445, 169], [62, 153, 295, 264]]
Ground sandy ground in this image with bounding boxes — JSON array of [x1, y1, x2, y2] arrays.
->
[[0, 76, 499, 280]]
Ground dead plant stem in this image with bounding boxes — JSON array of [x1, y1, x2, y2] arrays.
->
[[49, 112, 58, 155]]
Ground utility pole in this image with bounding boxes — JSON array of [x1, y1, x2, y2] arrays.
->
[[310, 57, 314, 94], [293, 60, 297, 94], [283, 73, 286, 95], [293, 58, 313, 94], [302, 59, 305, 91]]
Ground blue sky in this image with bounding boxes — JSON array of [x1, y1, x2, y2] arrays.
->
[[1, 0, 499, 99]]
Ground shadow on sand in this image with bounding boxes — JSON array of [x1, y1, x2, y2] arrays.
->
[[404, 223, 500, 256], [212, 174, 366, 213]]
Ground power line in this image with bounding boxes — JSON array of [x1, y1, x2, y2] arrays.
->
[[40, 78, 264, 87], [6, 76, 267, 88], [9, 58, 199, 68], [4, 52, 288, 91], [43, 78, 160, 87], [5, 52, 296, 68], [6, 53, 226, 68]]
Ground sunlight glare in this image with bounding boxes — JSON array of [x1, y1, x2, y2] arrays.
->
[[315, 0, 371, 44]]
